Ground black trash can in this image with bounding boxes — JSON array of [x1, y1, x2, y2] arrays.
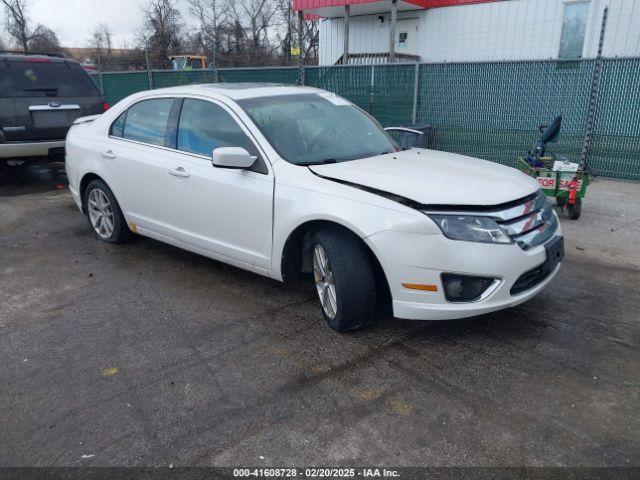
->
[[385, 123, 432, 150]]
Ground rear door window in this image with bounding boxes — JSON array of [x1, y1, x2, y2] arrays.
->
[[110, 112, 127, 137], [0, 61, 101, 97], [122, 98, 173, 146]]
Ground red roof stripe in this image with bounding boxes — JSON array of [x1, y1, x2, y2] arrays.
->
[[293, 0, 501, 12]]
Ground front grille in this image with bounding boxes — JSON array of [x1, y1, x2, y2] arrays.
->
[[490, 191, 558, 250]]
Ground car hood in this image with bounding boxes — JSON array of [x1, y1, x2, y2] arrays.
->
[[308, 149, 540, 206]]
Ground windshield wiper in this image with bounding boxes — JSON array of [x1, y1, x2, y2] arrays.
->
[[23, 87, 58, 97], [370, 150, 395, 157], [23, 87, 58, 92], [302, 151, 394, 165], [302, 159, 339, 165]]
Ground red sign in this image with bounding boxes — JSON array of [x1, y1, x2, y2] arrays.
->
[[537, 177, 582, 191]]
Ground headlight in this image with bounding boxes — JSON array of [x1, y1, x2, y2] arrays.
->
[[427, 214, 511, 244]]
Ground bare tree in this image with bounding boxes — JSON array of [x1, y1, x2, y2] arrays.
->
[[2, 0, 30, 50], [28, 25, 61, 52], [88, 23, 113, 67], [139, 0, 183, 69], [188, 0, 228, 69], [302, 18, 319, 64], [275, 0, 293, 65], [2, 0, 61, 52], [230, 0, 280, 65], [273, 2, 319, 66], [89, 23, 113, 53]]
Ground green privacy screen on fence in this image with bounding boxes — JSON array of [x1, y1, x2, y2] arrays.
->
[[416, 61, 595, 171], [93, 59, 640, 181]]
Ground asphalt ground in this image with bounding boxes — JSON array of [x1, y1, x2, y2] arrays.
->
[[1, 162, 639, 467]]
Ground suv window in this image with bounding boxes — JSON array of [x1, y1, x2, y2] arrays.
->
[[177, 99, 258, 157], [0, 61, 101, 97], [122, 98, 173, 146]]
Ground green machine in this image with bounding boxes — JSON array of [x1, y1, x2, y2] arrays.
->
[[517, 116, 589, 220]]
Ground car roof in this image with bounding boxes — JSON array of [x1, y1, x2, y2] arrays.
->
[[143, 83, 325, 101], [0, 53, 78, 64]]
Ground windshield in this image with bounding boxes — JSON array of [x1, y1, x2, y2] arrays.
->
[[0, 61, 101, 98], [237, 93, 398, 165]]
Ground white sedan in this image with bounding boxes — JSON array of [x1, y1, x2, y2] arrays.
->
[[65, 84, 563, 331]]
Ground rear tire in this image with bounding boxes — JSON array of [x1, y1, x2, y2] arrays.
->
[[311, 228, 376, 332], [84, 179, 133, 243], [567, 197, 582, 220]]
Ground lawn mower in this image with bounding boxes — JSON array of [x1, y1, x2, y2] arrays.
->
[[516, 116, 588, 220]]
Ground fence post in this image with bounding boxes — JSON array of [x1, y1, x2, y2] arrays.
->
[[580, 6, 608, 169], [411, 63, 419, 123], [297, 10, 306, 86], [369, 65, 375, 112], [144, 47, 154, 90], [212, 34, 218, 83], [96, 47, 104, 95]]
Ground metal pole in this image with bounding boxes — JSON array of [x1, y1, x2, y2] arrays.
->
[[212, 29, 218, 82], [96, 47, 104, 95], [343, 5, 350, 65], [389, 0, 397, 63], [411, 63, 419, 123], [579, 6, 608, 169], [144, 46, 154, 90], [298, 10, 305, 86], [369, 65, 375, 111]]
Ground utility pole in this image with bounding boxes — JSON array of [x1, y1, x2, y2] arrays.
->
[[211, 28, 218, 82], [297, 10, 305, 86], [343, 4, 350, 65], [144, 43, 153, 89], [389, 0, 397, 62]]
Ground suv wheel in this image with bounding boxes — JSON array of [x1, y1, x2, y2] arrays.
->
[[84, 179, 132, 243], [311, 228, 376, 332]]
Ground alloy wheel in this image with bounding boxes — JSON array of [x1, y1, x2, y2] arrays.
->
[[313, 244, 338, 319], [87, 188, 114, 239]]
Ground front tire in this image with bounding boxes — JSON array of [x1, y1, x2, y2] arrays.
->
[[311, 228, 376, 332], [84, 179, 132, 243]]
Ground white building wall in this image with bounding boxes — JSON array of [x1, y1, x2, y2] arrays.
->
[[318, 0, 640, 65], [593, 0, 640, 58], [418, 0, 565, 61], [319, 11, 421, 65]]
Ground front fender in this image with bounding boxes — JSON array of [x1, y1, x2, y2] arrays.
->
[[271, 175, 440, 281]]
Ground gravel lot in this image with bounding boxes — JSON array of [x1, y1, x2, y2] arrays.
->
[[1, 162, 639, 467]]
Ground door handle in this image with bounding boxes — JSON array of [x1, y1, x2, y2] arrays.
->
[[169, 167, 190, 178], [101, 150, 116, 159]]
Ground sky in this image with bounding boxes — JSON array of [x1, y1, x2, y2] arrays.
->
[[18, 0, 198, 48]]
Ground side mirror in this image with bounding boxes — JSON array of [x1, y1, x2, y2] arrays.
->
[[212, 147, 256, 169]]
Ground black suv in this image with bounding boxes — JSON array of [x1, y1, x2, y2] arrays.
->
[[0, 52, 107, 164]]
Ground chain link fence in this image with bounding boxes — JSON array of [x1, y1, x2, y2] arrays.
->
[[92, 57, 640, 181]]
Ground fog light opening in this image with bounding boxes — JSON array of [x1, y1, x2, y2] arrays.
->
[[441, 273, 498, 303]]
